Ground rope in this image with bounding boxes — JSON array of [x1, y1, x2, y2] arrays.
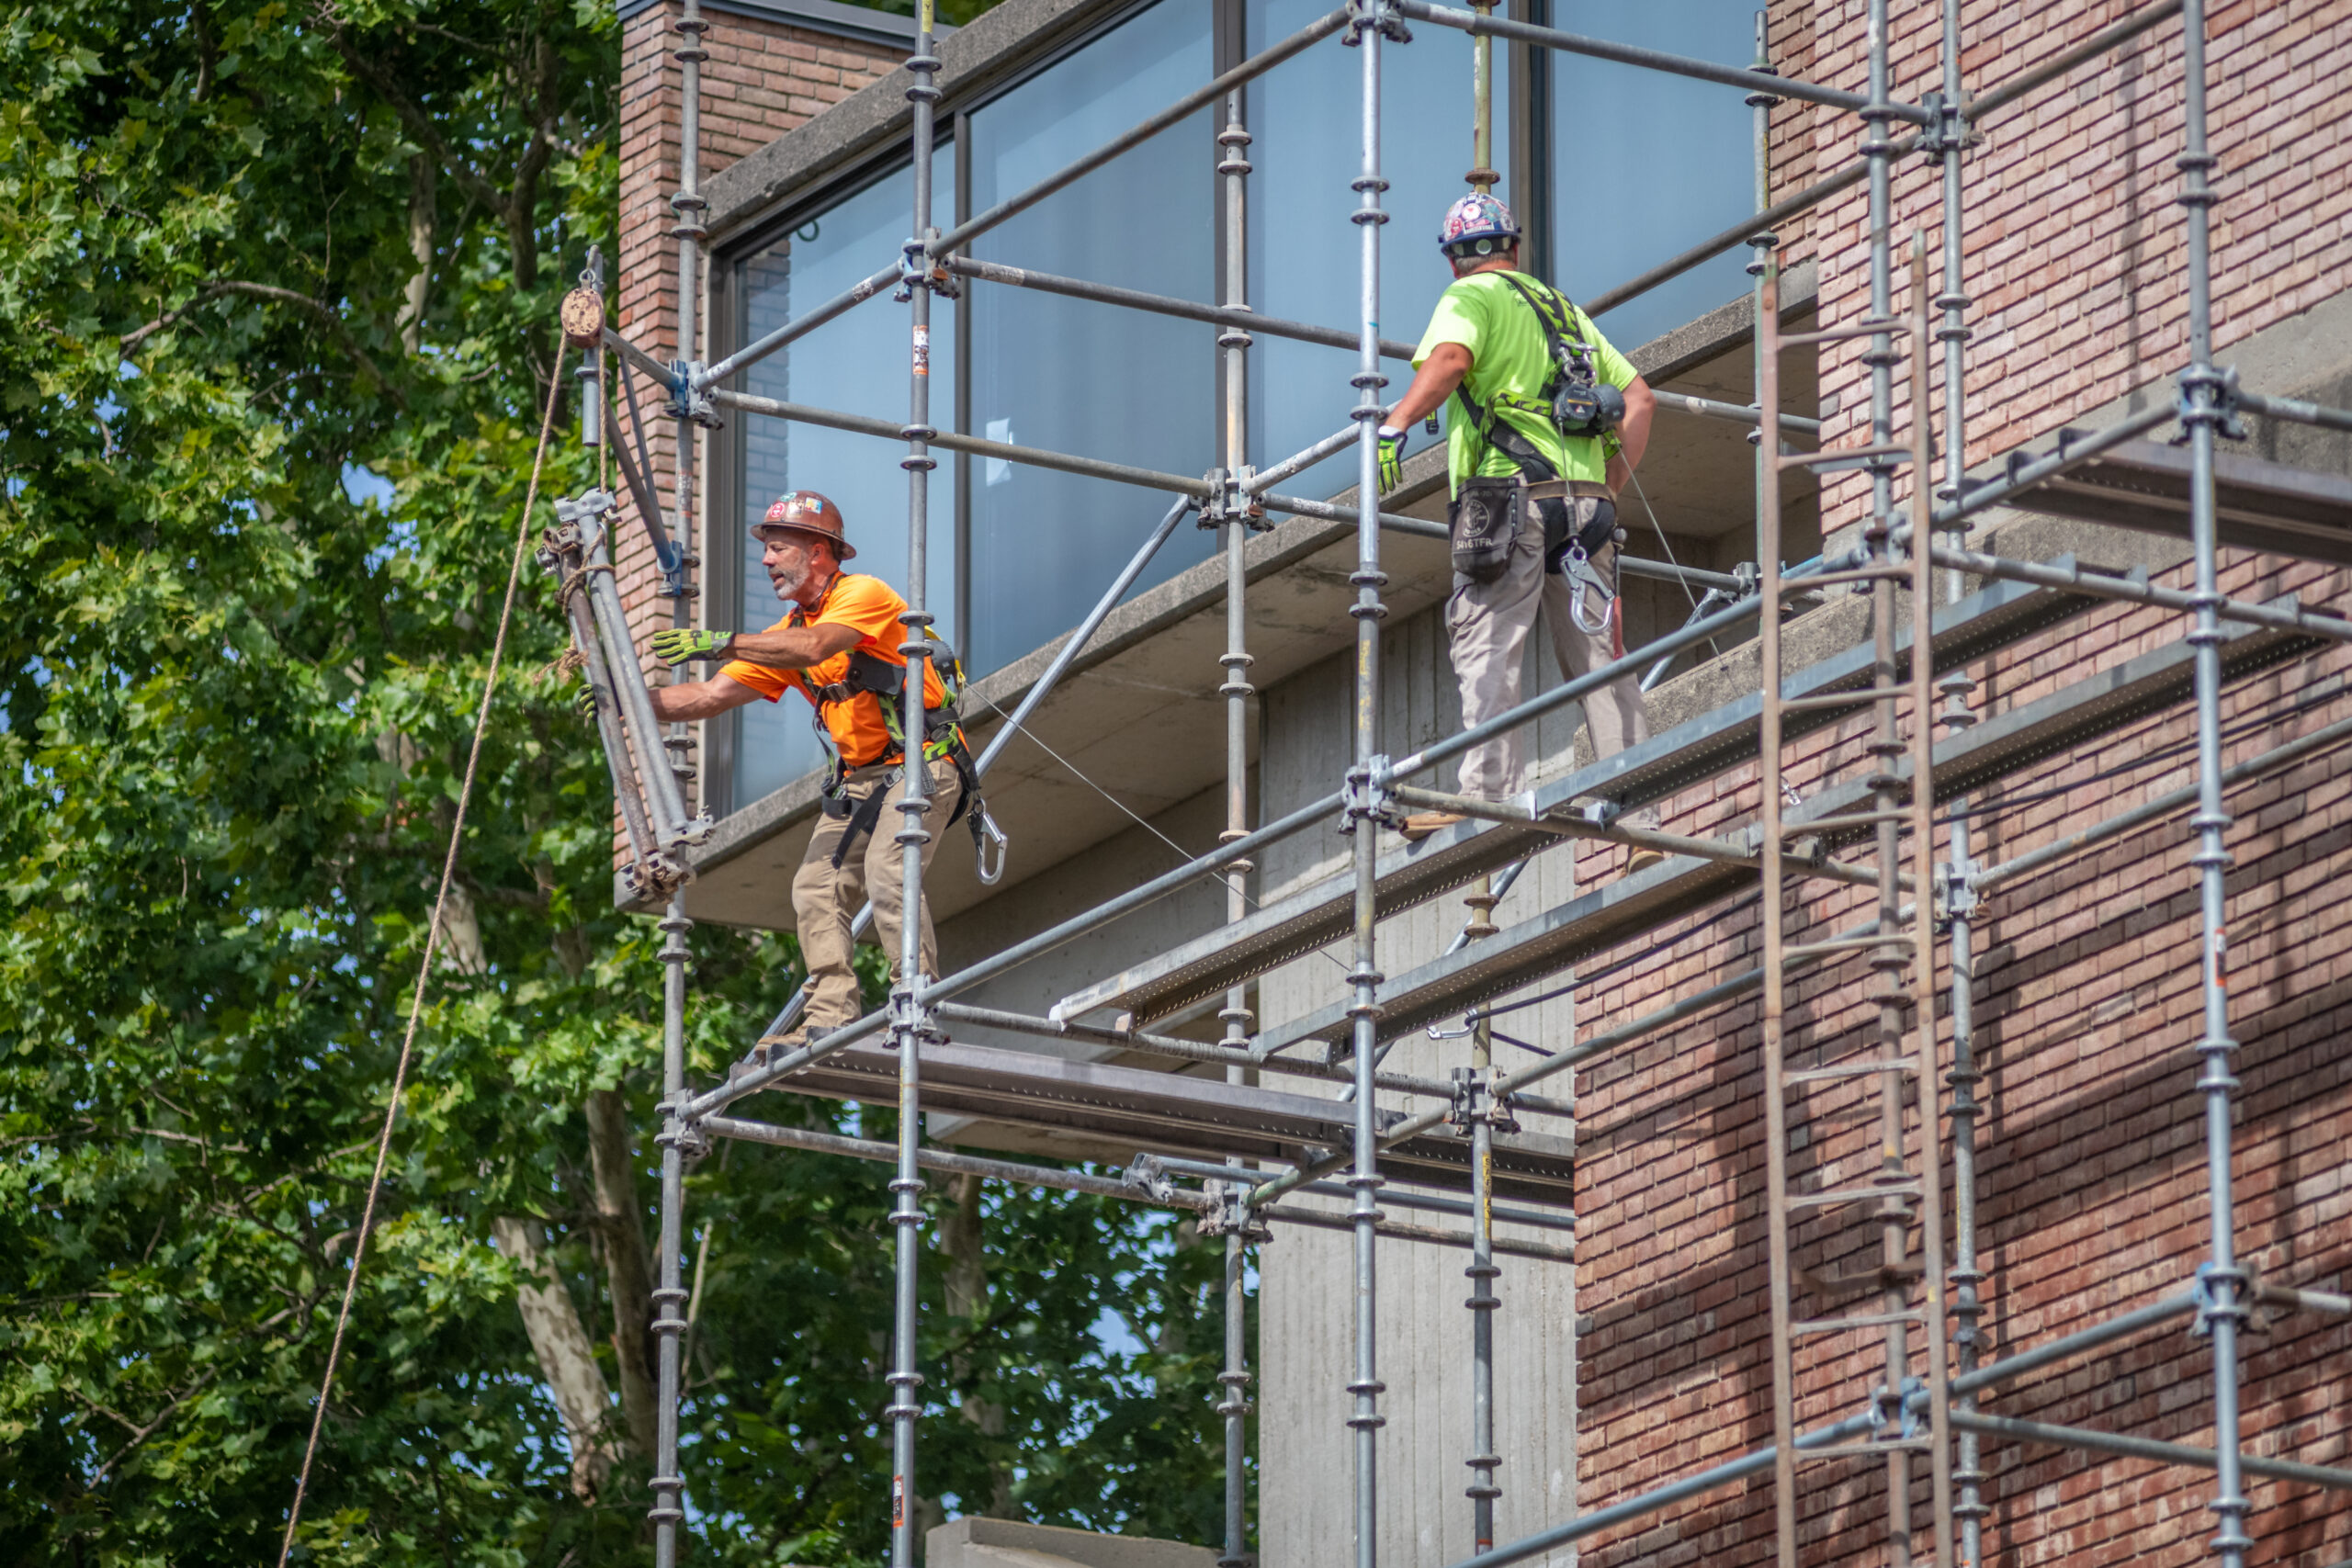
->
[[275, 336, 571, 1567]]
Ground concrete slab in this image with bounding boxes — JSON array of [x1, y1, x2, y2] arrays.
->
[[926, 1517, 1216, 1568]]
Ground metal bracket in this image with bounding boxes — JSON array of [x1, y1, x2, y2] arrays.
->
[[1198, 1178, 1272, 1242], [2190, 1260, 2252, 1337], [895, 231, 959, 300], [1199, 467, 1269, 532], [665, 360, 721, 429], [1340, 754, 1404, 836], [1342, 0, 1410, 44], [657, 1102, 713, 1165], [2177, 363, 2248, 443], [553, 487, 621, 551], [1449, 1066, 1521, 1134], [1936, 855, 1978, 929], [1123, 1153, 1179, 1204]]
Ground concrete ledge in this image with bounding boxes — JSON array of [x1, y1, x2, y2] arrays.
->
[[926, 1517, 1216, 1568]]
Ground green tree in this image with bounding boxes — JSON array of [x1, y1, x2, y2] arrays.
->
[[0, 0, 1236, 1563]]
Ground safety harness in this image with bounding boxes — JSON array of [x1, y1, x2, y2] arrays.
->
[[792, 579, 1005, 883], [1448, 274, 1624, 630]]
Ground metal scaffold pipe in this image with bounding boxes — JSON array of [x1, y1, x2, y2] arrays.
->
[[1392, 0, 1929, 120], [1212, 45, 1258, 1568], [1343, 8, 1394, 1566], [647, 0, 707, 1551], [2177, 2, 2254, 1562], [884, 6, 944, 1562]]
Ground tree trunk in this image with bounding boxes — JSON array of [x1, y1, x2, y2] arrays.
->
[[400, 152, 435, 355], [937, 1173, 1017, 1517], [491, 1216, 617, 1500], [585, 1088, 660, 1457]]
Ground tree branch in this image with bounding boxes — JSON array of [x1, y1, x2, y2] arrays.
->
[[119, 281, 401, 406]]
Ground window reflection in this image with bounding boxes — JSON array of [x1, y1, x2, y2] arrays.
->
[[734, 164, 957, 807], [1248, 0, 1505, 501], [964, 0, 1216, 675], [1553, 2, 1758, 349]]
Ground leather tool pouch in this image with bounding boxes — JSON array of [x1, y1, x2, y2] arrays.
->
[[1449, 476, 1524, 583], [1542, 495, 1619, 572]]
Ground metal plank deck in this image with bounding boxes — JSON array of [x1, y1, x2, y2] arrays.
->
[[760, 1037, 1577, 1204], [1252, 614, 2326, 1057], [1055, 570, 2103, 1029], [1998, 436, 2352, 566]]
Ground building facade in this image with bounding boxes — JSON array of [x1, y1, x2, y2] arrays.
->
[[611, 0, 2352, 1562]]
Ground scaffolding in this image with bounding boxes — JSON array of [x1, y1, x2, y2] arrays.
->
[[537, 0, 2352, 1564]]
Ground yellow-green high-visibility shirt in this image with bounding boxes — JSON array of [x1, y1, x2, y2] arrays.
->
[[1411, 269, 1637, 495]]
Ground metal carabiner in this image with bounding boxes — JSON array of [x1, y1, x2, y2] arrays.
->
[[973, 801, 1009, 886], [1561, 541, 1615, 636]]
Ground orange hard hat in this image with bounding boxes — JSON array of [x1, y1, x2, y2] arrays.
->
[[750, 490, 855, 560]]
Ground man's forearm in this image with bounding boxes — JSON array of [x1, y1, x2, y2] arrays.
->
[[650, 675, 760, 722], [1606, 377, 1656, 493], [721, 626, 848, 669], [1385, 344, 1475, 431]]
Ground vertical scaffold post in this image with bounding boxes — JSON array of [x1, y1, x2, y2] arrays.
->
[[649, 0, 707, 1555], [1902, 237, 1958, 1568], [1214, 46, 1258, 1568], [1928, 1, 1986, 1562], [1343, 5, 1395, 1567], [889, 5, 945, 1565], [1463, 1038, 1500, 1551], [2175, 2, 2253, 1563], [1754, 257, 1797, 1568]]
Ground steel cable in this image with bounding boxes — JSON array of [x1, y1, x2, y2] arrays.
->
[[275, 335, 571, 1566]]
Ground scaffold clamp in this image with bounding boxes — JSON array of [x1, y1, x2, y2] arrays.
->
[[1342, 0, 1410, 44], [1200, 467, 1268, 531], [2191, 1260, 2252, 1337], [665, 360, 721, 429], [1199, 1178, 1272, 1243], [1341, 755, 1405, 836], [2177, 362, 2248, 443]]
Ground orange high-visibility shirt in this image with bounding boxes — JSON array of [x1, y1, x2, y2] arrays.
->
[[720, 573, 946, 771]]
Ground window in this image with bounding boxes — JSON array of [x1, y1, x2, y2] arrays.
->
[[963, 0, 1216, 674], [1550, 1, 1760, 351], [729, 163, 957, 807], [1246, 0, 1509, 500], [717, 0, 1770, 810]]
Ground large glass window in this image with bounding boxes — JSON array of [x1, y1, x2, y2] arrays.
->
[[1246, 0, 1506, 500], [964, 0, 1216, 674], [1551, 2, 1759, 352], [732, 164, 957, 807], [719, 0, 1771, 807]]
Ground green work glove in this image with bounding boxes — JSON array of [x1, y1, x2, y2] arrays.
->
[[650, 626, 734, 666], [1376, 425, 1408, 494], [575, 682, 600, 722]]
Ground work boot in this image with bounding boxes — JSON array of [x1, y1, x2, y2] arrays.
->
[[1396, 810, 1467, 843], [1625, 846, 1666, 877]]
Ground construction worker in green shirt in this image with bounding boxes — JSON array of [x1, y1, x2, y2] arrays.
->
[[1376, 193, 1660, 867]]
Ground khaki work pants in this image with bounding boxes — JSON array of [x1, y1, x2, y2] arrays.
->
[[1448, 498, 1650, 802], [792, 755, 964, 1032]]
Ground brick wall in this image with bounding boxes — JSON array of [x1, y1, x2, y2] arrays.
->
[[615, 3, 899, 818], [1576, 545, 2352, 1566], [1568, 3, 2352, 1557], [1770, 0, 2352, 547]]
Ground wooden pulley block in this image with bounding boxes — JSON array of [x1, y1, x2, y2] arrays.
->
[[560, 286, 605, 347]]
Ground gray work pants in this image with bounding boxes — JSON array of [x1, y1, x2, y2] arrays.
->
[[1447, 500, 1649, 802], [792, 755, 964, 1031]]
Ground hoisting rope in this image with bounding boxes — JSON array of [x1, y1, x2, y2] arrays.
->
[[276, 335, 571, 1567]]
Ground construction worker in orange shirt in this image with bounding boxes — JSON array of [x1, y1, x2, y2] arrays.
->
[[643, 491, 975, 1044]]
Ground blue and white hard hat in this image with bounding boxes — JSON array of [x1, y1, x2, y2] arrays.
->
[[1439, 193, 1522, 259]]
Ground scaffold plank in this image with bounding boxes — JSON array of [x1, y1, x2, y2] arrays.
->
[[754, 1036, 1577, 1205], [1054, 571, 2100, 1029], [1252, 614, 2324, 1057], [1998, 435, 2352, 565]]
